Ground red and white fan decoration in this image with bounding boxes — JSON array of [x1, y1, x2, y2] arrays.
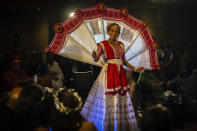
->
[[47, 3, 159, 70]]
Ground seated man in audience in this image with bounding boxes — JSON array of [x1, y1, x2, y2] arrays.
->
[[184, 67, 197, 120], [166, 64, 196, 120], [2, 54, 29, 92]]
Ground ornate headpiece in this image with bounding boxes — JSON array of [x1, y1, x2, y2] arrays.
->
[[53, 88, 82, 115]]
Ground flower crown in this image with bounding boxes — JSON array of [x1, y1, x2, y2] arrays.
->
[[34, 84, 46, 106], [53, 88, 82, 115]]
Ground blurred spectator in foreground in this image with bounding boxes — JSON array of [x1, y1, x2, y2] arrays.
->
[[0, 87, 21, 131], [140, 104, 172, 131], [50, 88, 97, 131], [15, 82, 50, 131], [0, 82, 50, 131]]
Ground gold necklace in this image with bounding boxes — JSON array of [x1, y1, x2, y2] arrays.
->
[[107, 40, 119, 45]]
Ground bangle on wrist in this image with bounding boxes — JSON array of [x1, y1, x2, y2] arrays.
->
[[133, 67, 138, 71], [93, 57, 97, 62]]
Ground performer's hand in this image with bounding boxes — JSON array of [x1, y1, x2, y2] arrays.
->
[[137, 67, 145, 72], [45, 47, 50, 52], [92, 50, 97, 60]]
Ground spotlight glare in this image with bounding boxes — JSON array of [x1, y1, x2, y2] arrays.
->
[[70, 12, 74, 17]]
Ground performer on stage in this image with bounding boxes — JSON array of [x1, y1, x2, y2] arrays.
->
[[81, 23, 144, 131]]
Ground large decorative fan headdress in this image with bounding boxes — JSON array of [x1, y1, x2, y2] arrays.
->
[[47, 3, 159, 70]]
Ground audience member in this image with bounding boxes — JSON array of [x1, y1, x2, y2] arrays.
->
[[45, 48, 73, 88], [0, 87, 21, 131], [187, 68, 197, 120], [166, 64, 195, 120], [137, 70, 164, 110], [0, 82, 50, 131], [53, 54, 73, 88], [159, 40, 176, 82], [187, 68, 197, 99], [2, 54, 29, 91], [50, 88, 97, 131], [17, 82, 50, 131], [166, 64, 191, 93], [47, 54, 64, 89], [26, 53, 47, 77], [140, 104, 172, 131]]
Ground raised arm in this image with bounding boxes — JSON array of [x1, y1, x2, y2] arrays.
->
[[92, 43, 103, 62]]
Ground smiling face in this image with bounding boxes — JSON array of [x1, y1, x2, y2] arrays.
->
[[107, 24, 120, 40]]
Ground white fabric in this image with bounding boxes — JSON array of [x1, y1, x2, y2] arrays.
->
[[59, 22, 104, 67], [47, 61, 64, 89], [81, 63, 138, 131], [86, 19, 151, 69], [58, 18, 152, 69]]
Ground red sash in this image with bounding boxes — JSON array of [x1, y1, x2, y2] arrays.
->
[[100, 40, 129, 95]]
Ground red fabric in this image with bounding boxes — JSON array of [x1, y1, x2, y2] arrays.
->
[[2, 69, 29, 91], [119, 41, 125, 59], [49, 5, 159, 70], [9, 54, 20, 64], [101, 40, 128, 95]]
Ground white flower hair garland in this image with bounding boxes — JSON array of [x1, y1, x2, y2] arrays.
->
[[53, 88, 82, 115]]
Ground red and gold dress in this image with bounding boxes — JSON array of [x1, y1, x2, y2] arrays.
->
[[81, 40, 138, 131]]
